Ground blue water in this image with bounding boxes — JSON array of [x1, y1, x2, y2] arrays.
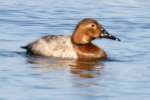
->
[[0, 0, 150, 100]]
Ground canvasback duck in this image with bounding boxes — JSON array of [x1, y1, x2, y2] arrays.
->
[[22, 18, 120, 59]]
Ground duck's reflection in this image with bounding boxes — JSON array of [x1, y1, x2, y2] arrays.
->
[[70, 59, 103, 78], [27, 56, 104, 78]]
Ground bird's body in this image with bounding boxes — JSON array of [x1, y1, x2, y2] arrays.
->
[[23, 35, 106, 59]]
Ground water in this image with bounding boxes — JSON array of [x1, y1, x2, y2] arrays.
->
[[0, 0, 150, 100]]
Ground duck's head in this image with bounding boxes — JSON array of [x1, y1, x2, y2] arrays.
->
[[71, 18, 120, 44]]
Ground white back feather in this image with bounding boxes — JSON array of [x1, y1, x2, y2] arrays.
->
[[30, 35, 77, 59]]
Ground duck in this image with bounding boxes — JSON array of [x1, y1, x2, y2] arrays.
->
[[21, 18, 120, 60]]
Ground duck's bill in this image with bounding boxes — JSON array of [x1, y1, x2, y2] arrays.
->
[[100, 29, 121, 41]]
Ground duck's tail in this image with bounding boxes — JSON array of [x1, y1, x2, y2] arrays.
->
[[21, 45, 29, 49]]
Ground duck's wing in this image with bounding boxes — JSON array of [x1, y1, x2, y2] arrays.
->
[[21, 35, 77, 58], [21, 35, 69, 54]]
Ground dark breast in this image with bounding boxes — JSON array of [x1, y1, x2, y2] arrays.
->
[[73, 43, 107, 60]]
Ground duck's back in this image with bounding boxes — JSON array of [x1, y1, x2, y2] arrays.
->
[[22, 35, 77, 58]]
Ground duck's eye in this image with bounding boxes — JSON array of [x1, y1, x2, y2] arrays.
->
[[91, 24, 95, 27]]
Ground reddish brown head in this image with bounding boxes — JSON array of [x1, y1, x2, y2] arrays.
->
[[71, 18, 120, 44]]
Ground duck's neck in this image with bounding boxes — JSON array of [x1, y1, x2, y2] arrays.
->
[[71, 31, 91, 45], [72, 43, 107, 60]]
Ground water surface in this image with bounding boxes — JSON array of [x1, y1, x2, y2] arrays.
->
[[0, 0, 150, 100]]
